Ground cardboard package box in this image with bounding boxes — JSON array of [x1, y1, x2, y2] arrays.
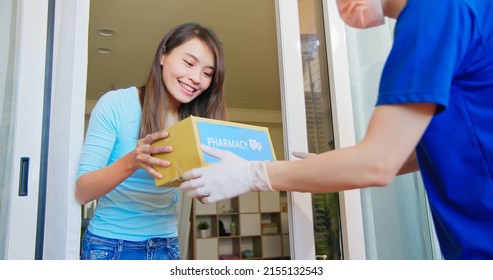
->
[[151, 116, 276, 187]]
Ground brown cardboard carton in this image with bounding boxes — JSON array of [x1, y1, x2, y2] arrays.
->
[[151, 116, 276, 187]]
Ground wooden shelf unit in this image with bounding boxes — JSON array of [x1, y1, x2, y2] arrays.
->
[[190, 191, 290, 260]]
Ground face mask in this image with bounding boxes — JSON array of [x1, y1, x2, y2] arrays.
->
[[336, 0, 385, 29]]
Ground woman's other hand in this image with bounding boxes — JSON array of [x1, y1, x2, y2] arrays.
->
[[133, 130, 172, 178]]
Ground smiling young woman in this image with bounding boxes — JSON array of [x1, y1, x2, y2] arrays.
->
[[75, 22, 227, 260]]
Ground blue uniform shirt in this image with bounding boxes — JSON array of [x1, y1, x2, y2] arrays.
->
[[377, 0, 493, 259], [77, 87, 178, 241]]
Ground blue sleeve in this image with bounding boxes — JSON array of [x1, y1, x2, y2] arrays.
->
[[76, 92, 120, 179], [377, 0, 473, 112]]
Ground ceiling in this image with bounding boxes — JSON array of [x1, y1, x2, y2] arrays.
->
[[86, 0, 282, 113]]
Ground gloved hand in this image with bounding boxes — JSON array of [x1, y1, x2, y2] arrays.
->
[[291, 151, 316, 159], [179, 144, 273, 203]]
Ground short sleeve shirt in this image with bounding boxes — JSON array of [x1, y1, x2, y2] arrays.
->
[[77, 87, 178, 241]]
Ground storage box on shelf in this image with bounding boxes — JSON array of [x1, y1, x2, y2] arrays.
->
[[190, 191, 290, 260]]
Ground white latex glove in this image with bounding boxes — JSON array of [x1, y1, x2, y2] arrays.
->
[[291, 151, 316, 159], [179, 144, 273, 203]]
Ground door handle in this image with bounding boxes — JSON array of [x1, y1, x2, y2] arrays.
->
[[18, 157, 29, 196]]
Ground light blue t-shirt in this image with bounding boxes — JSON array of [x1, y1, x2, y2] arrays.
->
[[377, 0, 493, 259], [77, 86, 178, 241]]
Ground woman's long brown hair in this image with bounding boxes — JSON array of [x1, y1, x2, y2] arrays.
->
[[139, 22, 227, 138]]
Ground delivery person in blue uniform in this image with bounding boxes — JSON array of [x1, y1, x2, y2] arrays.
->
[[180, 0, 493, 259]]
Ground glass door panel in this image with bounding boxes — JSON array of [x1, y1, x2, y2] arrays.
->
[[344, 23, 435, 259], [297, 0, 341, 260]]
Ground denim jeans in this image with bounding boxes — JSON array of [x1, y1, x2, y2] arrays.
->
[[80, 230, 180, 260]]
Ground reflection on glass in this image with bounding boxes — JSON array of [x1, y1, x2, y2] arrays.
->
[[298, 0, 341, 260], [344, 22, 434, 259]]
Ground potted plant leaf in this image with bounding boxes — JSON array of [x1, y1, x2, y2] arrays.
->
[[197, 221, 209, 238]]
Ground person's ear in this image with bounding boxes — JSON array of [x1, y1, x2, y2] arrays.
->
[[160, 54, 165, 66]]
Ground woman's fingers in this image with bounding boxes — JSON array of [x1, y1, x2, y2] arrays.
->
[[143, 130, 169, 144]]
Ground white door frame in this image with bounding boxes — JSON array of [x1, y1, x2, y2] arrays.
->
[[5, 0, 88, 260], [42, 0, 89, 259], [5, 0, 48, 259], [322, 0, 366, 260], [275, 0, 366, 259], [275, 0, 316, 260]]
